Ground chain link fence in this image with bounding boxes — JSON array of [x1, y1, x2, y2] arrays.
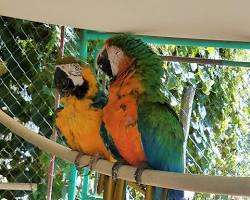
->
[[0, 16, 250, 200], [158, 45, 250, 199], [0, 16, 80, 199]]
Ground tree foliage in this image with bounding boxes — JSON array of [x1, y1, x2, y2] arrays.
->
[[153, 45, 250, 199], [0, 17, 74, 199]]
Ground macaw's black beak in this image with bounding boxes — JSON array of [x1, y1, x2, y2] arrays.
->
[[97, 48, 113, 77], [54, 67, 75, 96]]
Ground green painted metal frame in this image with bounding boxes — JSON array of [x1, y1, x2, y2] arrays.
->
[[80, 168, 90, 200], [84, 30, 250, 50], [82, 30, 250, 69], [68, 165, 77, 200]]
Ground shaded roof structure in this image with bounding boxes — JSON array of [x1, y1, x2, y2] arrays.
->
[[1, 0, 250, 42]]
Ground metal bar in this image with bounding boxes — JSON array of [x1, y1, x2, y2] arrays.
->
[[81, 168, 90, 200], [86, 30, 250, 67], [0, 183, 37, 191], [47, 25, 65, 200], [161, 56, 250, 67], [80, 30, 88, 59], [68, 165, 78, 199], [84, 30, 250, 49]]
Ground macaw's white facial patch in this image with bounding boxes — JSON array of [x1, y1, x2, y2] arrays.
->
[[106, 46, 124, 76], [56, 63, 84, 86]]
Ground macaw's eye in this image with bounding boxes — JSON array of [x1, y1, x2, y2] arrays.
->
[[69, 63, 82, 76], [72, 63, 81, 71]]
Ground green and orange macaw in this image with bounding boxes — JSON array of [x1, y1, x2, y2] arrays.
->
[[54, 57, 125, 200], [97, 35, 185, 200]]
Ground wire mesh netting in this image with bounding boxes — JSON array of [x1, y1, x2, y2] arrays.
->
[[0, 16, 80, 200], [152, 44, 250, 200], [0, 16, 250, 200]]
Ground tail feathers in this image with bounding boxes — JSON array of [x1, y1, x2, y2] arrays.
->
[[153, 187, 184, 200], [153, 187, 163, 200], [167, 189, 184, 200]]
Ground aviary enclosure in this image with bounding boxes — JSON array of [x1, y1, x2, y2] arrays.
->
[[0, 2, 250, 200]]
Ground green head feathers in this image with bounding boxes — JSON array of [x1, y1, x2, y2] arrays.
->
[[109, 34, 163, 67], [109, 34, 166, 103]]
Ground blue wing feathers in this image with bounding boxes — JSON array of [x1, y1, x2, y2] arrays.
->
[[138, 102, 185, 200]]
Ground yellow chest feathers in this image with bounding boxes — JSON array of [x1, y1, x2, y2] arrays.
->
[[60, 97, 102, 127], [56, 96, 103, 153]]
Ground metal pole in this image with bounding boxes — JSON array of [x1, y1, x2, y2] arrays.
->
[[47, 25, 65, 200], [81, 168, 90, 199], [68, 165, 77, 200], [161, 56, 250, 67], [80, 30, 88, 59]]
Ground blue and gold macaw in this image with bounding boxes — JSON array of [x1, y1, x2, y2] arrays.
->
[[54, 57, 126, 200]]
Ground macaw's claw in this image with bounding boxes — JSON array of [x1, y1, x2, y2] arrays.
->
[[134, 162, 151, 184], [112, 160, 127, 181], [74, 151, 87, 168], [73, 151, 89, 194], [89, 153, 103, 171]]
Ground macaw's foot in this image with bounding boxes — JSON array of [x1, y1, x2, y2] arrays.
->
[[89, 153, 104, 171], [112, 160, 127, 181], [134, 162, 151, 184], [73, 151, 90, 194], [74, 152, 89, 175], [74, 151, 88, 168]]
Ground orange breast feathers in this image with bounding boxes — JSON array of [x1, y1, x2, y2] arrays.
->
[[103, 75, 146, 166], [55, 68, 111, 160]]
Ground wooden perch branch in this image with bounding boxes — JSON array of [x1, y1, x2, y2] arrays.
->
[[0, 183, 37, 191], [0, 109, 250, 197]]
